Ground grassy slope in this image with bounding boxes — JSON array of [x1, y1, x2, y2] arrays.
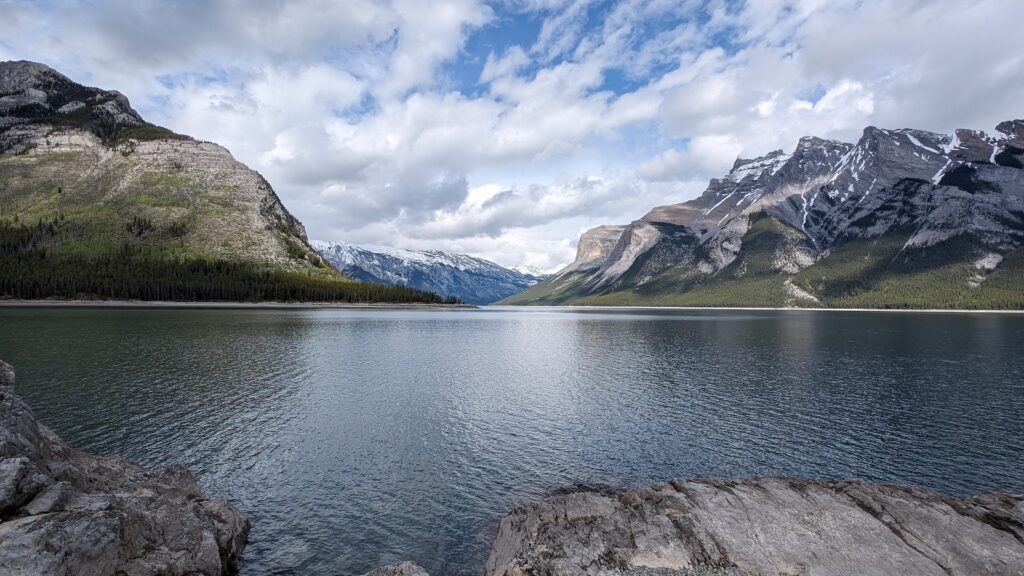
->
[[0, 146, 328, 271], [504, 216, 1024, 309], [499, 269, 596, 305]]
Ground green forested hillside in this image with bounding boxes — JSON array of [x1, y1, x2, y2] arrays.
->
[[0, 216, 447, 303], [0, 149, 448, 303]]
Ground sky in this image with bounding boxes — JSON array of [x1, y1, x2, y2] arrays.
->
[[1, 0, 1022, 271]]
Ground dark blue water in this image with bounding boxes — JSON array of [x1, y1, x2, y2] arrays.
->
[[0, 307, 1022, 575]]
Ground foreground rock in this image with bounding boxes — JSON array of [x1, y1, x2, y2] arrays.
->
[[485, 477, 1024, 576], [0, 360, 249, 575], [362, 562, 431, 576]]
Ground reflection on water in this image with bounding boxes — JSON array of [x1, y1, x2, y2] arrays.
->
[[1, 307, 1022, 576]]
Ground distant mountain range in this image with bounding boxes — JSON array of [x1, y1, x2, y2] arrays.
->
[[0, 61, 442, 303], [313, 241, 547, 304], [505, 120, 1024, 309]]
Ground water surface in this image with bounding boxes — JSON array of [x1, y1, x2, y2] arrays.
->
[[1, 307, 1022, 575]]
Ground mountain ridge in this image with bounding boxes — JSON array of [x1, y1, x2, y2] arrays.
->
[[313, 240, 547, 305], [504, 120, 1024, 308]]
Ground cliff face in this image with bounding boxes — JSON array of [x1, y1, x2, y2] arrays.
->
[[0, 360, 249, 575], [0, 60, 145, 147], [561, 225, 627, 274], [505, 121, 1024, 308]]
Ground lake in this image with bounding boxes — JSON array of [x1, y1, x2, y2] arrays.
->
[[0, 306, 1022, 576]]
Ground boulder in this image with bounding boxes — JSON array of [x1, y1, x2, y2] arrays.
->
[[363, 561, 431, 576]]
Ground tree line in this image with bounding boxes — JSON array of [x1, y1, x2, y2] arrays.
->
[[0, 219, 458, 304]]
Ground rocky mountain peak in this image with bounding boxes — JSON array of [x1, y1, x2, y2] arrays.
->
[[797, 135, 837, 147], [996, 119, 1024, 140], [0, 60, 65, 91], [731, 149, 782, 170], [1, 59, 146, 151], [1, 61, 329, 278], [508, 118, 1024, 307], [784, 136, 852, 174]]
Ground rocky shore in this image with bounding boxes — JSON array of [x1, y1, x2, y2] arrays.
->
[[483, 478, 1024, 576], [0, 360, 249, 575], [373, 479, 1024, 576]]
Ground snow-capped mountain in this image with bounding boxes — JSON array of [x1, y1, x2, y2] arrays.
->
[[312, 241, 547, 305], [511, 264, 549, 277], [505, 119, 1024, 309]]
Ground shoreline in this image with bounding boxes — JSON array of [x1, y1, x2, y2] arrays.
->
[[0, 299, 478, 310], [494, 304, 1024, 314], [1, 299, 1021, 313]]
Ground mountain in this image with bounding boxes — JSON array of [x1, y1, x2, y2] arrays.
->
[[511, 264, 548, 278], [313, 240, 546, 304], [0, 61, 441, 303], [504, 120, 1024, 309]]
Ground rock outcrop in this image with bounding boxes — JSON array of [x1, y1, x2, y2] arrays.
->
[[0, 360, 249, 575], [562, 225, 627, 274], [485, 477, 1024, 576], [0, 60, 144, 151], [362, 562, 431, 576]]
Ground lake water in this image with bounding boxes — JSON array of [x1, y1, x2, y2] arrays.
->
[[1, 306, 1022, 575]]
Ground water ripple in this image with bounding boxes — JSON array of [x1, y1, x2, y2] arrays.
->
[[0, 307, 1022, 576]]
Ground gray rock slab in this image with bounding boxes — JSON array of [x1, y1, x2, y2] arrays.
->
[[486, 477, 1024, 576]]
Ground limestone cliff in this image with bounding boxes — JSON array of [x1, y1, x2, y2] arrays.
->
[[0, 60, 326, 274]]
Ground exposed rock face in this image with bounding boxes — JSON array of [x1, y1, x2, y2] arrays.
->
[[0, 60, 144, 151], [485, 477, 1024, 576], [563, 225, 627, 274], [511, 119, 1024, 306], [362, 562, 431, 576], [0, 360, 249, 575], [0, 59, 327, 271]]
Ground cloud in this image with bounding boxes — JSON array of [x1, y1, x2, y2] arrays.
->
[[1, 0, 1021, 271], [376, 0, 493, 98], [480, 46, 530, 83]]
